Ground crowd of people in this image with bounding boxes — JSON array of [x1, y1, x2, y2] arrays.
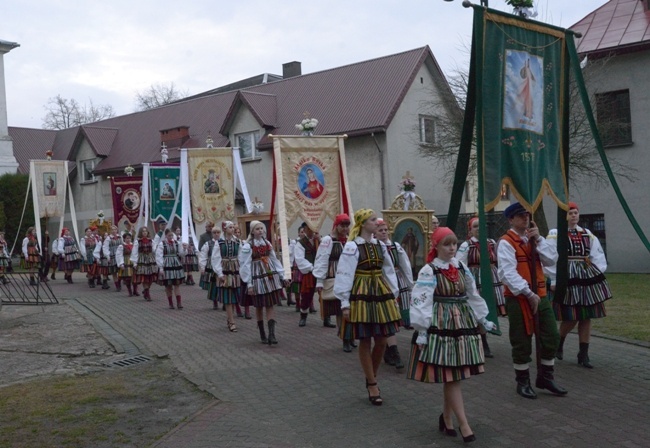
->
[[0, 201, 612, 443]]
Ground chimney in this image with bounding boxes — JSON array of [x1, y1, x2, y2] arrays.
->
[[159, 126, 190, 146], [282, 61, 302, 79]]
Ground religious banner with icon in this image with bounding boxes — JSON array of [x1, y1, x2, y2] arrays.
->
[[269, 135, 353, 276], [187, 148, 235, 224], [110, 176, 143, 226], [149, 164, 181, 223], [30, 160, 67, 218]]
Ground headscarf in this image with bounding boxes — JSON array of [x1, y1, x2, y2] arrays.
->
[[348, 208, 374, 240], [332, 213, 351, 230], [376, 218, 386, 227], [246, 220, 266, 242], [60, 227, 69, 237], [568, 201, 579, 210], [467, 217, 478, 238], [426, 226, 456, 263], [222, 220, 234, 231]]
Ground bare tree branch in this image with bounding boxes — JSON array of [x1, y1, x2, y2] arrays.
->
[[134, 82, 189, 111], [42, 95, 115, 130]]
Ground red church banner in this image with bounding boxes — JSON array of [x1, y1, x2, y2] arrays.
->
[[111, 176, 143, 226]]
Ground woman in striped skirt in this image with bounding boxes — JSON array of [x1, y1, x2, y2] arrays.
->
[[375, 218, 413, 369], [545, 202, 612, 368], [130, 226, 158, 301], [116, 233, 135, 296], [22, 227, 41, 285], [333, 209, 401, 406], [199, 225, 220, 309], [0, 231, 10, 284], [175, 227, 198, 285], [238, 220, 287, 345], [457, 217, 505, 358], [211, 221, 241, 332], [57, 228, 82, 283], [156, 228, 188, 310], [79, 227, 98, 288], [407, 227, 495, 442]]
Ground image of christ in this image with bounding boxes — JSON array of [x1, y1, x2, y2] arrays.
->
[[503, 50, 544, 134], [299, 166, 325, 200]]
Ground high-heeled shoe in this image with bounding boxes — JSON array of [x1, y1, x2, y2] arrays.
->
[[459, 427, 476, 443], [438, 414, 457, 437], [366, 381, 383, 406]]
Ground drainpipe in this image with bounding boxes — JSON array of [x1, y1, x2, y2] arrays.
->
[[371, 132, 387, 209]]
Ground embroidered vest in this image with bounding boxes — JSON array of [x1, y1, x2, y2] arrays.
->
[[500, 231, 547, 298]]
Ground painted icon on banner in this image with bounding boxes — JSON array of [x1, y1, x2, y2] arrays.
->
[[203, 169, 220, 194], [298, 164, 325, 200], [123, 189, 140, 211], [160, 179, 176, 200], [503, 50, 544, 134], [44, 173, 57, 196]]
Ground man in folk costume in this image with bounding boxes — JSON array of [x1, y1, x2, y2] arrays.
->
[[295, 222, 323, 327], [497, 202, 567, 399]]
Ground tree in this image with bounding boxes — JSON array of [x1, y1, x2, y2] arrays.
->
[[0, 173, 34, 255], [42, 95, 116, 130], [134, 82, 188, 111]]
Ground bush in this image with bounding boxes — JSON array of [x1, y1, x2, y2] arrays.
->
[[0, 173, 34, 254]]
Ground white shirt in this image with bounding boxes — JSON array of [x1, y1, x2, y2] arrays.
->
[[544, 226, 607, 285]]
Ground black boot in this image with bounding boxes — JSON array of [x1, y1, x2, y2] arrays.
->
[[577, 343, 593, 368], [535, 364, 568, 396], [383, 345, 396, 366], [101, 279, 110, 289], [323, 316, 336, 328], [267, 319, 278, 345], [393, 345, 404, 369], [556, 336, 566, 360], [515, 369, 537, 399], [257, 320, 268, 343], [481, 333, 493, 358], [88, 278, 94, 288], [343, 340, 352, 353], [298, 312, 308, 327]]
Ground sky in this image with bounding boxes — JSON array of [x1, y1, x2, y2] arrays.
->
[[2, 0, 609, 129]]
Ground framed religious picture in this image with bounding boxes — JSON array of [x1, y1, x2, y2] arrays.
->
[[392, 218, 426, 278], [43, 172, 57, 196], [159, 179, 176, 200]]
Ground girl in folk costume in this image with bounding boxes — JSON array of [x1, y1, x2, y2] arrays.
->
[[211, 221, 242, 332], [156, 228, 188, 310], [238, 220, 287, 345], [313, 213, 354, 351], [49, 232, 59, 281], [231, 224, 250, 319], [116, 233, 136, 297], [288, 226, 306, 310], [334, 209, 402, 406], [0, 231, 10, 284], [79, 227, 98, 288], [104, 225, 123, 291], [130, 226, 157, 301], [545, 202, 613, 368], [22, 227, 41, 285], [174, 227, 198, 286], [198, 225, 221, 309], [407, 227, 496, 443], [375, 218, 414, 369], [457, 217, 506, 358], [57, 228, 82, 283], [295, 222, 323, 327]]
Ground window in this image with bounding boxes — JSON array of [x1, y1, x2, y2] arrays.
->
[[80, 159, 96, 183], [236, 131, 260, 160], [419, 115, 437, 145], [596, 89, 632, 147], [580, 213, 606, 256]]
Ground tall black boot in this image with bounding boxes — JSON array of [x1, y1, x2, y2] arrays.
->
[[393, 345, 405, 369], [383, 345, 396, 366], [323, 316, 336, 328], [481, 333, 493, 358], [577, 342, 593, 368], [556, 336, 566, 360], [298, 312, 308, 327], [535, 364, 568, 396], [267, 319, 278, 345], [101, 279, 110, 289], [515, 369, 537, 399], [257, 320, 268, 344]]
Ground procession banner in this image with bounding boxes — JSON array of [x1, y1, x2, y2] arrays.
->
[[270, 135, 352, 276], [477, 9, 569, 212], [30, 160, 67, 218], [148, 164, 181, 223], [187, 148, 235, 224], [110, 176, 143, 226]]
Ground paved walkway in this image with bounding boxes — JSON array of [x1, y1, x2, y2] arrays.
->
[[20, 274, 650, 447]]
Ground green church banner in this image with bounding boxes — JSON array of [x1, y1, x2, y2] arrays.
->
[[149, 165, 181, 222], [476, 9, 569, 211]]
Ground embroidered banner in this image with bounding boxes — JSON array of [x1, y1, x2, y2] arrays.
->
[[110, 176, 143, 226], [149, 164, 181, 223], [187, 148, 235, 223], [31, 160, 67, 218], [477, 9, 569, 211]]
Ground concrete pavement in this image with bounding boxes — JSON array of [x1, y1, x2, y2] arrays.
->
[[23, 274, 650, 447]]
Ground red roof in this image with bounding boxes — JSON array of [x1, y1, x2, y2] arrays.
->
[[9, 126, 58, 170], [572, 0, 650, 55], [9, 46, 448, 175]]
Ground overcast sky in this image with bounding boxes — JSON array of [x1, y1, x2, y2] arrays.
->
[[2, 0, 608, 129]]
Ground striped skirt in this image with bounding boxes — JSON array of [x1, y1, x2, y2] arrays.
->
[[184, 253, 199, 272], [216, 287, 240, 305], [118, 263, 134, 279], [395, 268, 411, 327], [469, 265, 507, 316], [553, 259, 612, 321], [347, 271, 401, 339], [200, 268, 214, 291], [158, 255, 185, 286], [290, 267, 302, 294], [406, 297, 484, 384], [133, 253, 158, 284]]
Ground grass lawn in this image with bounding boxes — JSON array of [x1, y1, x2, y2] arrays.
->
[[590, 273, 650, 343]]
